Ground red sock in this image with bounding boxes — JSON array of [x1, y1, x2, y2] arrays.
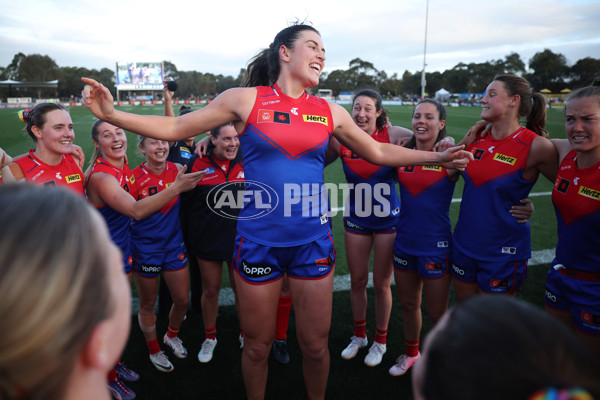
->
[[374, 328, 388, 345], [275, 296, 292, 340], [406, 339, 420, 357], [166, 325, 179, 338], [107, 368, 117, 382], [205, 326, 217, 340], [147, 338, 161, 355], [353, 319, 367, 338]]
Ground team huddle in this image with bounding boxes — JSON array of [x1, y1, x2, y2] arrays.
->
[[1, 23, 599, 400]]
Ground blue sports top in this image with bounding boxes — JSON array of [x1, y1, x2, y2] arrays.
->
[[237, 84, 333, 246]]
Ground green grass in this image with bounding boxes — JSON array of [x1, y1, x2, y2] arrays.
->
[[0, 103, 564, 399]]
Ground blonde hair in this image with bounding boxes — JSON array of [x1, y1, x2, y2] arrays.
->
[[0, 184, 113, 400]]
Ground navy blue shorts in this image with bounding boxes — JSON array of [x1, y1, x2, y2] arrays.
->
[[232, 232, 335, 284], [133, 244, 188, 278], [545, 264, 600, 336], [451, 246, 527, 294]]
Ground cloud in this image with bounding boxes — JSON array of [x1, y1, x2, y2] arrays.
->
[[0, 0, 598, 77]]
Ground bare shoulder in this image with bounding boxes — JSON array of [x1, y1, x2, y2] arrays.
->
[[327, 101, 352, 130], [549, 138, 571, 162]]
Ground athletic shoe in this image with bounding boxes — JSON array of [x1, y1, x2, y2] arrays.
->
[[108, 378, 136, 400], [163, 333, 188, 359], [198, 338, 217, 363], [115, 362, 139, 382], [239, 334, 244, 349], [389, 352, 421, 376], [341, 336, 368, 360], [364, 342, 387, 367], [149, 351, 174, 373], [272, 339, 290, 364]]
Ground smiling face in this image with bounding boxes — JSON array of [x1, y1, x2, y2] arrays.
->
[[32, 109, 75, 157], [480, 80, 518, 122], [412, 102, 445, 149], [352, 95, 381, 134], [565, 96, 600, 156], [139, 138, 169, 164], [284, 29, 325, 88], [211, 125, 239, 161], [94, 122, 128, 162]]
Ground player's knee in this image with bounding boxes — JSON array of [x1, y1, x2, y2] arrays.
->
[[243, 339, 271, 363]]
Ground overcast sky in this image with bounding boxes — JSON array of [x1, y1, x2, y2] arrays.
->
[[1, 0, 599, 78]]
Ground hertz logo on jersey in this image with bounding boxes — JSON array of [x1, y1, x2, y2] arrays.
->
[[578, 186, 600, 201], [66, 174, 82, 183], [422, 166, 442, 172], [303, 114, 328, 125], [493, 153, 516, 165]]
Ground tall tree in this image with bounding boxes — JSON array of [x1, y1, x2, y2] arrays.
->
[[527, 49, 569, 92], [502, 52, 526, 74], [569, 57, 600, 88], [442, 63, 470, 93], [402, 70, 421, 97]]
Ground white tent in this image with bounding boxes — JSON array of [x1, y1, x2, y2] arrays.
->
[[435, 88, 450, 100]]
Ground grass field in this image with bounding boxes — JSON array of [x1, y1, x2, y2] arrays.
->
[[0, 103, 566, 399]]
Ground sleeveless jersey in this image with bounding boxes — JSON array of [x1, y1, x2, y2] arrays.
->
[[185, 153, 245, 259], [87, 157, 136, 255], [14, 150, 84, 194], [130, 161, 184, 252], [237, 84, 333, 246], [552, 150, 600, 272], [396, 162, 455, 255], [453, 128, 538, 261], [339, 127, 400, 229]]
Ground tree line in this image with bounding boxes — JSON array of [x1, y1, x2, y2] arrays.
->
[[1, 49, 599, 101]]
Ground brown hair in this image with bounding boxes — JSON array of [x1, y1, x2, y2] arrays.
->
[[493, 74, 548, 137], [0, 184, 114, 399]]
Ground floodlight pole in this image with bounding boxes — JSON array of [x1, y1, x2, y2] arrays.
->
[[421, 0, 429, 100]]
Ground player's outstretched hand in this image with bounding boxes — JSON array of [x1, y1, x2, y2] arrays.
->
[[171, 165, 207, 193], [439, 144, 473, 171], [81, 77, 115, 121]]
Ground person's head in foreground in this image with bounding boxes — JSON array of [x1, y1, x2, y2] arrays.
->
[[412, 295, 600, 400], [0, 184, 131, 400]]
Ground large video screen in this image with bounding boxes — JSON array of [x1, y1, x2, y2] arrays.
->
[[116, 62, 164, 90]]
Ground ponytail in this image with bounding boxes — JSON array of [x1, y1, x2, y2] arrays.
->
[[494, 74, 547, 137], [527, 92, 548, 138], [241, 23, 319, 88]]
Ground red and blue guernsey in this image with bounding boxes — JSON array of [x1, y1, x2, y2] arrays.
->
[[87, 157, 136, 257], [552, 150, 600, 272], [396, 163, 455, 255], [339, 127, 400, 230], [453, 128, 538, 261], [237, 84, 333, 246], [14, 150, 84, 194], [131, 161, 184, 252]]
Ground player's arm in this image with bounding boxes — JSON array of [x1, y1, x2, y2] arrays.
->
[[88, 167, 206, 220], [550, 138, 571, 164], [387, 125, 413, 146], [82, 78, 254, 141], [329, 102, 473, 170], [528, 136, 559, 183], [510, 198, 535, 224], [1, 162, 24, 182], [325, 136, 341, 166]]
